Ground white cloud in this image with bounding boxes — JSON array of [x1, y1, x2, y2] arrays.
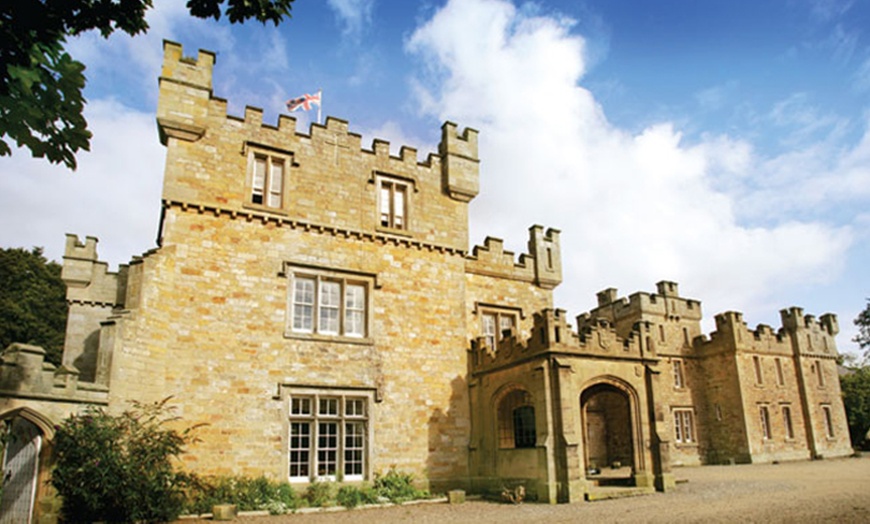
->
[[66, 0, 237, 107], [327, 0, 374, 39], [0, 100, 165, 269], [406, 0, 854, 330]]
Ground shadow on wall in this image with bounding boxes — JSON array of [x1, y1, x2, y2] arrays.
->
[[426, 374, 469, 493], [73, 330, 100, 383]]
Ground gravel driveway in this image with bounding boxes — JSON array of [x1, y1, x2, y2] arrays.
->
[[179, 454, 870, 523]]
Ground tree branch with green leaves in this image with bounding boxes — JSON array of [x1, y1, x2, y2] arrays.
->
[[0, 0, 294, 170]]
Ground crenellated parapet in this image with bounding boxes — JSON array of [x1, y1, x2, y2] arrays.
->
[[0, 343, 108, 403], [466, 226, 562, 287], [440, 121, 480, 202], [157, 40, 214, 144], [702, 311, 791, 355], [700, 307, 840, 358], [470, 308, 653, 374], [780, 307, 840, 357], [62, 234, 127, 307], [590, 281, 702, 324]]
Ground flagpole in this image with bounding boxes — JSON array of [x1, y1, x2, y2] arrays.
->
[[317, 89, 322, 125]]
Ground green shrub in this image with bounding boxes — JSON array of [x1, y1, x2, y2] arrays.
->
[[184, 475, 300, 515], [373, 469, 429, 503], [304, 480, 335, 507], [51, 398, 199, 523], [336, 485, 378, 508]]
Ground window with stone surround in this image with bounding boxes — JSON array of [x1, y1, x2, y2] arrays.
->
[[497, 389, 536, 449], [759, 405, 772, 440], [672, 359, 685, 389], [815, 360, 825, 387], [481, 310, 517, 350], [753, 355, 764, 386], [822, 405, 834, 438], [287, 389, 371, 482], [246, 147, 288, 210], [673, 409, 695, 444], [775, 357, 785, 386], [377, 175, 409, 230], [285, 264, 374, 341], [782, 405, 794, 440]]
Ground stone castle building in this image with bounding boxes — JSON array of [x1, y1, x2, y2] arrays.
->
[[0, 41, 853, 521]]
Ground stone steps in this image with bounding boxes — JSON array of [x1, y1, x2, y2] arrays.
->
[[585, 486, 656, 501]]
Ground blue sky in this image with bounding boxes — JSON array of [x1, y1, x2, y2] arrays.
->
[[1, 0, 869, 355]]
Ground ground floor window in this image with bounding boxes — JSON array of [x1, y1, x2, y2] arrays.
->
[[822, 405, 834, 438], [760, 406, 772, 440], [673, 409, 695, 443], [287, 390, 371, 481], [497, 389, 536, 448], [782, 405, 794, 440]]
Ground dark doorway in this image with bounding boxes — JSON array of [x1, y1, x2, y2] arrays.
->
[[581, 383, 633, 481]]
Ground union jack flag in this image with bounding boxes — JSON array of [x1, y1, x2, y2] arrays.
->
[[286, 91, 321, 112]]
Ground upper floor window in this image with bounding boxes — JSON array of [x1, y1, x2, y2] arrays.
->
[[815, 360, 825, 387], [286, 265, 373, 341], [249, 151, 286, 209], [377, 177, 408, 230], [482, 310, 517, 350], [753, 355, 764, 386], [775, 357, 785, 386], [673, 359, 685, 389]]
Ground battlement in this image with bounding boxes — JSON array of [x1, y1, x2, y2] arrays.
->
[[466, 226, 562, 287], [440, 122, 480, 203], [470, 308, 651, 374], [61, 235, 126, 306], [63, 233, 98, 262], [780, 307, 839, 336], [702, 307, 840, 357], [587, 281, 702, 325], [161, 40, 215, 90], [709, 311, 787, 352]]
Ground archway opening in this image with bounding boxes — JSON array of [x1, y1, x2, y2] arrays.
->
[[581, 383, 633, 484]]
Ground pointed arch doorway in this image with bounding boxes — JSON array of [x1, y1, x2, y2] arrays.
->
[[581, 382, 634, 483]]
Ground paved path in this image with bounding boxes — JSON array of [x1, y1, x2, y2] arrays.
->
[[179, 455, 870, 523]]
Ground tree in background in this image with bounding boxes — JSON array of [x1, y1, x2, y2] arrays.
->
[[0, 247, 67, 365], [840, 299, 870, 449], [854, 298, 870, 363], [841, 366, 870, 449], [0, 0, 294, 170]]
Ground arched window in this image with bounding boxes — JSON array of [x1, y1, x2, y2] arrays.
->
[[497, 389, 536, 449]]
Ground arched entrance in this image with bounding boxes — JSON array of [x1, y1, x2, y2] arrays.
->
[[581, 383, 634, 481]]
